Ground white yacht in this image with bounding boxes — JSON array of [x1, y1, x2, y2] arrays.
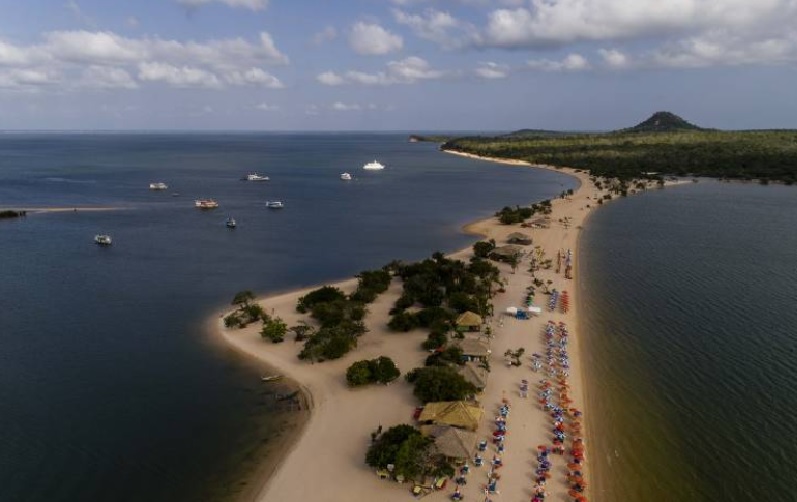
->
[[94, 234, 112, 246], [149, 182, 168, 190], [195, 199, 219, 209], [340, 172, 352, 180], [362, 160, 385, 170], [265, 201, 284, 209], [245, 173, 270, 181]]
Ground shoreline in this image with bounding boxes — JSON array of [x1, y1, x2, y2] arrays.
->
[[211, 150, 681, 502]]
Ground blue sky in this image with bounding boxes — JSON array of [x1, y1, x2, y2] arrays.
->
[[1, 0, 796, 130]]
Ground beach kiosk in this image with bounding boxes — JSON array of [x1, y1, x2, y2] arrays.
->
[[506, 232, 533, 245], [417, 401, 484, 432], [456, 311, 482, 332]]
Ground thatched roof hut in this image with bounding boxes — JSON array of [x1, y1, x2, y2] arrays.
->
[[454, 337, 491, 359], [421, 425, 478, 460], [455, 311, 482, 331], [417, 401, 484, 431], [489, 244, 523, 262], [458, 361, 488, 390], [506, 232, 532, 245]]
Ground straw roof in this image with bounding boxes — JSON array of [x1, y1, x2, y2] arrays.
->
[[506, 232, 532, 245], [417, 401, 484, 431], [458, 361, 488, 390], [430, 426, 478, 459], [454, 337, 491, 358], [490, 245, 524, 258], [456, 311, 482, 327]]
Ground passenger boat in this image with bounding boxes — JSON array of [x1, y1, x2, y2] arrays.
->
[[195, 199, 219, 209], [265, 201, 284, 209], [149, 182, 168, 190], [226, 217, 236, 228], [362, 160, 385, 170], [245, 173, 269, 181], [94, 234, 112, 246], [340, 172, 352, 180]]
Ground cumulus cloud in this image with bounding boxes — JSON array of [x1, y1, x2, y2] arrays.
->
[[331, 101, 361, 111], [475, 61, 509, 79], [81, 65, 138, 89], [598, 48, 630, 68], [316, 71, 345, 85], [255, 102, 279, 111], [176, 0, 269, 11], [312, 27, 337, 46], [224, 67, 283, 88], [651, 29, 797, 68], [349, 22, 403, 55], [138, 62, 222, 88], [317, 56, 447, 86], [527, 53, 590, 71], [393, 8, 469, 48], [477, 0, 797, 51], [0, 68, 60, 89], [0, 30, 288, 91]]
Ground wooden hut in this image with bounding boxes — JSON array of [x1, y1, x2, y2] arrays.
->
[[455, 311, 482, 332], [506, 232, 533, 245], [417, 401, 484, 432], [489, 244, 523, 262], [458, 361, 488, 391], [454, 337, 491, 362]]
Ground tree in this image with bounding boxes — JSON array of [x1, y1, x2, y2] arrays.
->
[[289, 321, 315, 342], [410, 366, 477, 403], [260, 316, 287, 343], [365, 424, 420, 469], [231, 290, 256, 307], [371, 356, 401, 384], [388, 311, 418, 332], [297, 286, 346, 313], [346, 360, 373, 386], [472, 241, 495, 258]]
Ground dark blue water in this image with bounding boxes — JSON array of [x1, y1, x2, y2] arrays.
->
[[579, 181, 797, 501], [0, 133, 577, 502]]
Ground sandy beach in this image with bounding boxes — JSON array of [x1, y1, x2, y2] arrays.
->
[[213, 151, 675, 502]]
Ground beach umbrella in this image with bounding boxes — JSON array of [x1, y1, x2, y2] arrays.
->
[[567, 463, 581, 470], [569, 489, 582, 498]]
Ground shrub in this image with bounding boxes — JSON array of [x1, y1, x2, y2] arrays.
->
[[346, 360, 374, 386], [410, 366, 477, 403], [297, 286, 346, 313], [472, 241, 495, 258], [388, 311, 418, 332], [371, 356, 401, 384], [260, 316, 287, 343]]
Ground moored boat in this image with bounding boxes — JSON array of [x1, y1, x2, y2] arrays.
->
[[265, 201, 284, 209], [149, 182, 168, 190], [244, 173, 269, 181], [195, 199, 219, 209], [226, 217, 236, 228], [94, 234, 112, 246], [340, 172, 352, 180]]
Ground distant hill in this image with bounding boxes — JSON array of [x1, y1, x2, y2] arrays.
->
[[621, 111, 704, 133]]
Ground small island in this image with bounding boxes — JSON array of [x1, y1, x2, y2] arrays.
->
[[0, 210, 27, 219]]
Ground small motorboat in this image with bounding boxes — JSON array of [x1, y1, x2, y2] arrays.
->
[[226, 217, 236, 229], [261, 375, 284, 382], [149, 182, 168, 190], [94, 234, 112, 246], [244, 173, 270, 181], [362, 160, 385, 170], [340, 172, 352, 180], [265, 201, 284, 209]]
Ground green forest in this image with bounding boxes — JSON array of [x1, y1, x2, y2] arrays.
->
[[434, 113, 797, 184]]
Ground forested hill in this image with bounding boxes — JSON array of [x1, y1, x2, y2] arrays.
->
[[437, 112, 797, 184]]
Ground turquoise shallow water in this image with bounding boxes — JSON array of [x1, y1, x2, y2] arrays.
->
[[579, 181, 797, 501], [0, 133, 577, 502]]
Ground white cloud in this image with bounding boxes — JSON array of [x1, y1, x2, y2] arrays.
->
[[652, 30, 797, 68], [176, 0, 268, 11], [224, 67, 283, 88], [312, 26, 337, 46], [318, 56, 447, 86], [138, 62, 222, 88], [393, 8, 467, 48], [0, 68, 60, 89], [0, 30, 287, 91], [255, 102, 279, 111], [317, 71, 345, 86], [475, 61, 509, 79], [598, 48, 630, 68], [528, 53, 590, 71], [126, 16, 140, 28], [349, 22, 403, 55], [331, 101, 361, 111], [81, 65, 138, 89], [478, 0, 794, 49]]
